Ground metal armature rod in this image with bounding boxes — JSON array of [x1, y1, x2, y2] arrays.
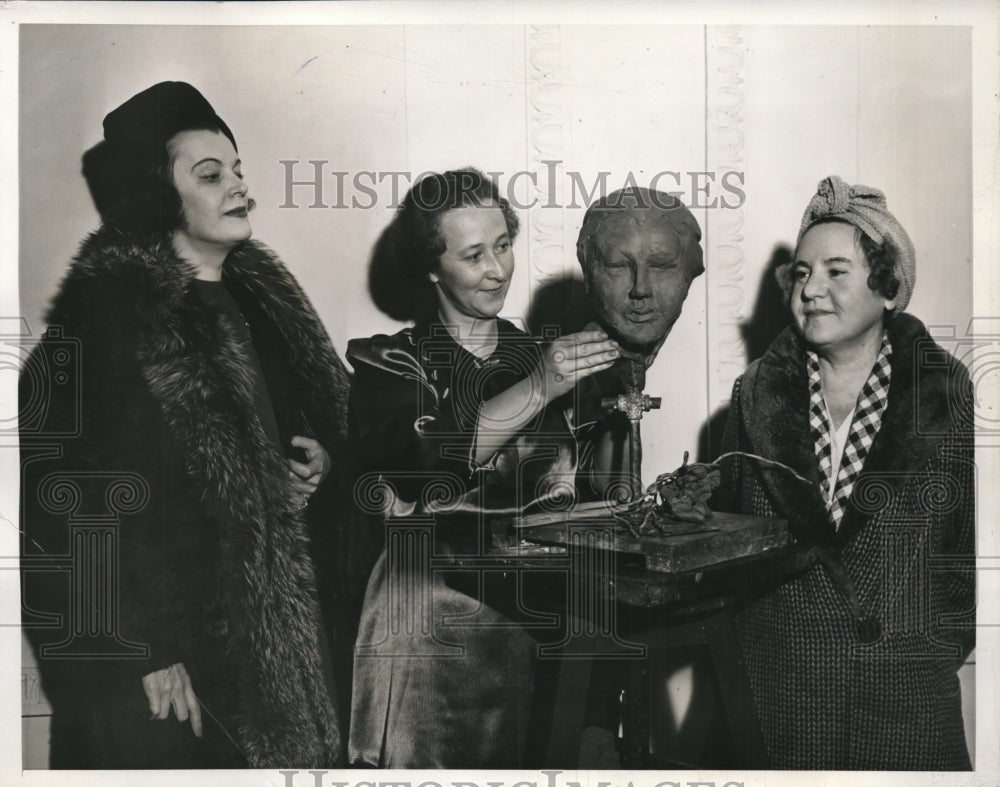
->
[[600, 357, 662, 503], [629, 417, 643, 498]]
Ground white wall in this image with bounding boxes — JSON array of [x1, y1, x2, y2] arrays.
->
[[19, 24, 972, 461], [741, 26, 972, 335]]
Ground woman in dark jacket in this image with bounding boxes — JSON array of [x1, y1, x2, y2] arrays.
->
[[719, 176, 975, 769], [20, 82, 348, 768], [346, 168, 621, 767]]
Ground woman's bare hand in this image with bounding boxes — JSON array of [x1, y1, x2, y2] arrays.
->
[[471, 330, 619, 465], [538, 329, 619, 401], [141, 662, 203, 737], [287, 435, 331, 509]]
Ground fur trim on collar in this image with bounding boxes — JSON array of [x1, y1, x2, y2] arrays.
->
[[739, 312, 972, 549], [52, 228, 346, 766]]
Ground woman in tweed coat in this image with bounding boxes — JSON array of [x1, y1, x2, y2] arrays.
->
[[718, 176, 974, 769]]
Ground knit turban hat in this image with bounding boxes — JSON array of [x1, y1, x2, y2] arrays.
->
[[797, 175, 916, 310]]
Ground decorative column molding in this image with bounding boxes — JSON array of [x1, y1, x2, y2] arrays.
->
[[705, 26, 748, 412], [524, 26, 570, 293]]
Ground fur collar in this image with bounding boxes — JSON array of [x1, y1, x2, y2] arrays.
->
[[62, 229, 349, 458], [54, 228, 346, 766], [739, 312, 971, 550]]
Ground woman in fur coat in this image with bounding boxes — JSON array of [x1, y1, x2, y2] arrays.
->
[[20, 82, 349, 768], [718, 176, 975, 769]]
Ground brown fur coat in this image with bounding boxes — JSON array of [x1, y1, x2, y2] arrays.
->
[[21, 228, 349, 767]]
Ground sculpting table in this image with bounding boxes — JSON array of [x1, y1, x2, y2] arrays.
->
[[486, 501, 789, 768]]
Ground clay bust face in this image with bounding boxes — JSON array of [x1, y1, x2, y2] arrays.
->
[[578, 191, 704, 353]]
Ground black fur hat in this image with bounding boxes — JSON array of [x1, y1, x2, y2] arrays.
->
[[83, 82, 237, 234], [102, 81, 236, 162]]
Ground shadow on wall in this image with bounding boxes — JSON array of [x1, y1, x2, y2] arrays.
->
[[697, 244, 793, 465], [741, 244, 794, 365], [525, 276, 595, 338]]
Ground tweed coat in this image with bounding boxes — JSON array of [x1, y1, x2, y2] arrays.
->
[[717, 312, 975, 769], [20, 228, 350, 767]]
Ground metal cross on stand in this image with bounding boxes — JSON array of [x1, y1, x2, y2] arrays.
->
[[601, 356, 661, 499]]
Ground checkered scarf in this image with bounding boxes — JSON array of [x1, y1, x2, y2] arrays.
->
[[807, 332, 892, 528]]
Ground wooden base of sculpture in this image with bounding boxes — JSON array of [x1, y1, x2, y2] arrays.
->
[[497, 500, 788, 573]]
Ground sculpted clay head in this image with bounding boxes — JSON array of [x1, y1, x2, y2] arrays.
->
[[576, 187, 704, 356]]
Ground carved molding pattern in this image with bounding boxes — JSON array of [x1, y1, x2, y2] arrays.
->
[[525, 26, 568, 290], [706, 26, 748, 411]]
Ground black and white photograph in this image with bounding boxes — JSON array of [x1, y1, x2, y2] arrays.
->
[[2, 2, 998, 785]]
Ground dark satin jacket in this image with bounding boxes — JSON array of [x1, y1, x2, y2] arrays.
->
[[347, 317, 583, 517], [346, 318, 589, 768]]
